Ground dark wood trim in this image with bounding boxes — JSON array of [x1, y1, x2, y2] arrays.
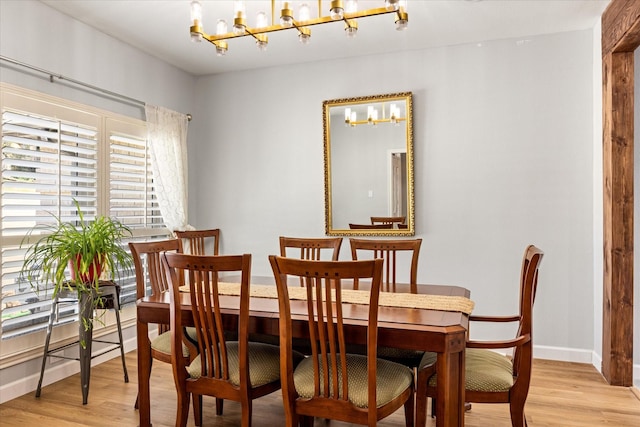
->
[[601, 0, 639, 386], [602, 0, 640, 54]]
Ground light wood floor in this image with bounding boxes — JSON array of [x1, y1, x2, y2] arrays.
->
[[1, 352, 638, 426]]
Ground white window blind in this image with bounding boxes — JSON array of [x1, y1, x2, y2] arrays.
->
[[108, 125, 165, 306], [1, 110, 99, 339], [0, 85, 169, 347]]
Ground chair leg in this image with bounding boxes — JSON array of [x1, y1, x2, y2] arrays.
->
[[175, 390, 191, 427], [404, 390, 415, 427], [215, 397, 224, 415], [299, 415, 313, 427], [240, 398, 252, 427], [509, 401, 527, 427], [193, 394, 202, 426]]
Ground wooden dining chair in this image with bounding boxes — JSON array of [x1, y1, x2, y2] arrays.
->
[[128, 239, 200, 422], [269, 255, 415, 427], [370, 216, 406, 227], [278, 236, 344, 354], [279, 236, 342, 261], [163, 252, 287, 427], [415, 245, 544, 427], [280, 236, 343, 286], [348, 238, 426, 369], [349, 238, 422, 294], [174, 228, 220, 255]]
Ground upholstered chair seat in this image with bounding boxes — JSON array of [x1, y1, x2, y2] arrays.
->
[[150, 327, 197, 358], [420, 348, 514, 392], [187, 341, 304, 388], [294, 354, 414, 408]]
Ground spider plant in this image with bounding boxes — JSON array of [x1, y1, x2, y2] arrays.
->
[[20, 200, 133, 334]]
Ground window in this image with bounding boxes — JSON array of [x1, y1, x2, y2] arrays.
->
[[0, 84, 169, 358]]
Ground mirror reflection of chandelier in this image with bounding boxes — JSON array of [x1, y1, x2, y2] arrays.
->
[[344, 103, 405, 127], [189, 0, 409, 56]]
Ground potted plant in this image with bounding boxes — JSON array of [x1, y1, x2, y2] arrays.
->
[[20, 200, 133, 335]]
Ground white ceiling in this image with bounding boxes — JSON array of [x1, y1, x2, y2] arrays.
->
[[40, 0, 610, 76]]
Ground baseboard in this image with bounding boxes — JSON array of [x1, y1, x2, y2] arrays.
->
[[0, 334, 138, 404], [533, 344, 598, 365]]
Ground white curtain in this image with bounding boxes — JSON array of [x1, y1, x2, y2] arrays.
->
[[145, 104, 193, 232]]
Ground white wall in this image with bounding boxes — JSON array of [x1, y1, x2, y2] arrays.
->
[[0, 0, 195, 402], [190, 30, 597, 360]]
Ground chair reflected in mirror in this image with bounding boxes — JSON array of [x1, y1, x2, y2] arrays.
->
[[371, 216, 406, 228], [349, 223, 393, 229]]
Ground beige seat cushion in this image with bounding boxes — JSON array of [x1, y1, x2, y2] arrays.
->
[[293, 354, 414, 408], [187, 342, 287, 388], [423, 348, 514, 393], [151, 328, 196, 358]]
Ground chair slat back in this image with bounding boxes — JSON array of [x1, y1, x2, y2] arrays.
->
[[163, 253, 251, 386], [279, 236, 342, 261], [269, 256, 383, 411], [175, 229, 220, 255], [129, 239, 181, 300], [279, 237, 343, 286], [349, 238, 422, 293]]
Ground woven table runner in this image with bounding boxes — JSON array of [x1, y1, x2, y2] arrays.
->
[[181, 282, 474, 315]]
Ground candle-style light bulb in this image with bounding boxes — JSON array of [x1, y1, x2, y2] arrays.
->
[[256, 11, 268, 28], [330, 0, 344, 20], [190, 0, 203, 42], [299, 3, 311, 21], [281, 1, 294, 27]]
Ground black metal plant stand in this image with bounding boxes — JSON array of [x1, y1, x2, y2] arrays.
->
[[35, 280, 128, 404]]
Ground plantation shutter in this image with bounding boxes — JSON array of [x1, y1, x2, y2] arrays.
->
[[107, 120, 165, 305], [1, 110, 99, 339]]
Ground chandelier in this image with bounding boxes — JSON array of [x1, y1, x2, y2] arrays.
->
[[344, 103, 405, 127], [189, 0, 409, 56]]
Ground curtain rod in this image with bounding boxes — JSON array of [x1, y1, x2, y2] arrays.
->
[[0, 55, 192, 121]]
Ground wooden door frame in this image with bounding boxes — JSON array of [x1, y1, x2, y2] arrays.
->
[[601, 0, 638, 386]]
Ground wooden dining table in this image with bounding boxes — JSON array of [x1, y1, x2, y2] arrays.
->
[[136, 281, 470, 427]]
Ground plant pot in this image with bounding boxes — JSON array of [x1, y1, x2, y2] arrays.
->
[[69, 254, 103, 284]]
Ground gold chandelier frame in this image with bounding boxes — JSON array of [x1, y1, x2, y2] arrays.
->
[[190, 1, 408, 55]]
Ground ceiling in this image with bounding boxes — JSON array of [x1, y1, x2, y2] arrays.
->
[[40, 0, 610, 77]]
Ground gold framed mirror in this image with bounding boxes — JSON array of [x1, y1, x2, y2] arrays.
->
[[323, 92, 414, 236]]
